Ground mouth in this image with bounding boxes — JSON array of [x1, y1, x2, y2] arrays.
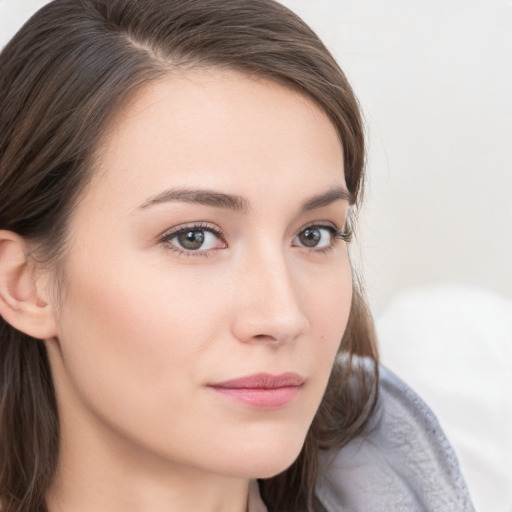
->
[[207, 373, 305, 409]]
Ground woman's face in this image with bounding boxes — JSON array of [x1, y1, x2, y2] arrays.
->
[[46, 69, 352, 481]]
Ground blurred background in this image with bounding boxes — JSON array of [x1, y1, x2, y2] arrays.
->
[[1, 1, 511, 510]]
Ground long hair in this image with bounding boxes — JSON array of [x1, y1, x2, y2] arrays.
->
[[0, 1, 378, 510]]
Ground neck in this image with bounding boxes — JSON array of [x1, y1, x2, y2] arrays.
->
[[46, 406, 250, 512], [47, 442, 250, 512]]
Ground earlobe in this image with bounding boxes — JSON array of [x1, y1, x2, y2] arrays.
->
[[0, 230, 57, 340]]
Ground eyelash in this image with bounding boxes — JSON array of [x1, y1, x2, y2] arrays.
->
[[159, 222, 352, 257], [307, 224, 353, 250], [299, 224, 353, 255]]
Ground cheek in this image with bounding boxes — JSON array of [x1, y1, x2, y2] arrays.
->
[[296, 258, 353, 398], [304, 258, 352, 345], [51, 262, 240, 477], [53, 254, 224, 428], [59, 264, 215, 371]]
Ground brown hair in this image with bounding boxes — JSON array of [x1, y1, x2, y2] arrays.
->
[[0, 1, 378, 511]]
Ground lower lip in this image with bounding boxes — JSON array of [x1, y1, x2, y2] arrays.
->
[[209, 385, 302, 409]]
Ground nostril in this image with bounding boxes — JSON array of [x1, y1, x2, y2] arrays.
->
[[253, 333, 278, 342]]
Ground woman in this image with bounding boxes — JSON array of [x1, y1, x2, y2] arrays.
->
[[0, 1, 474, 511]]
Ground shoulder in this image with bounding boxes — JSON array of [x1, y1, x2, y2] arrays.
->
[[315, 364, 476, 512]]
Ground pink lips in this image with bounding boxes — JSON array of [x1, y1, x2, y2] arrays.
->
[[208, 373, 304, 409]]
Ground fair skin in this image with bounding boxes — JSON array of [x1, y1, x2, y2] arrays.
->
[[0, 69, 351, 512]]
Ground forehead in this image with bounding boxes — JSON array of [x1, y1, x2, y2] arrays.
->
[[86, 68, 345, 209]]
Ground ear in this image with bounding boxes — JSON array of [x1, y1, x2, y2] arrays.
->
[[0, 230, 58, 340]]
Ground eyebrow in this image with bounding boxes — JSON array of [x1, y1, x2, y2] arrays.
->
[[138, 185, 351, 212], [300, 186, 353, 211], [139, 188, 249, 212]]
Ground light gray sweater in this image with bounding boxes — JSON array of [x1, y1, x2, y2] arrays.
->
[[315, 365, 475, 511]]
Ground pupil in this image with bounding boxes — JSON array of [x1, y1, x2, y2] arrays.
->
[[300, 228, 321, 247], [179, 230, 204, 250]]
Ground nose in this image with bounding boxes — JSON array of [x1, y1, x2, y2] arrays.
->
[[230, 251, 309, 346]]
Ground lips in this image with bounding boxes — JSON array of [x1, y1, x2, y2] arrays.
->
[[208, 373, 304, 409]]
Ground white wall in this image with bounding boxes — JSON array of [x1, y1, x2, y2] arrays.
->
[[1, 0, 511, 313]]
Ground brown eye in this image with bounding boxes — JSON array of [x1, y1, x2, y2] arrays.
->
[[177, 230, 205, 250], [163, 225, 226, 253], [299, 227, 321, 247], [293, 226, 336, 249]]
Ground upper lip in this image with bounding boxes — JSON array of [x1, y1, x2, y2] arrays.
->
[[209, 372, 305, 389]]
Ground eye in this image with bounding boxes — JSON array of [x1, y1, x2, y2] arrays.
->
[[161, 224, 226, 254], [292, 224, 349, 250]]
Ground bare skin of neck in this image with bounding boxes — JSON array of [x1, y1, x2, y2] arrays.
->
[[46, 427, 251, 512]]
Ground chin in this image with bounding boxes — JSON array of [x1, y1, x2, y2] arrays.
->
[[224, 432, 307, 480], [251, 454, 302, 480]]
